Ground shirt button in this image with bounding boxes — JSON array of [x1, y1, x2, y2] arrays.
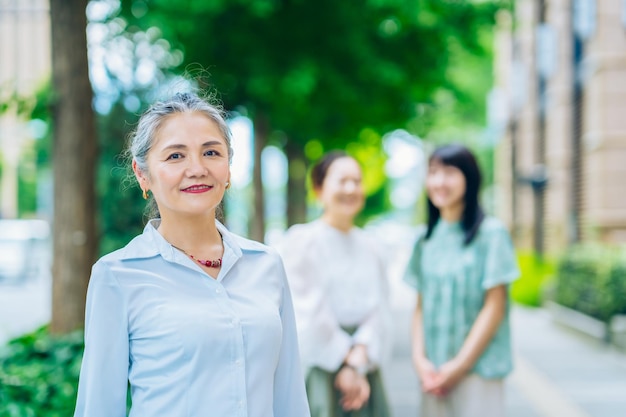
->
[[231, 318, 239, 326], [238, 401, 244, 408], [215, 288, 222, 294], [235, 359, 242, 366]]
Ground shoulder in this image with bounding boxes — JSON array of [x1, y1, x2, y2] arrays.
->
[[231, 232, 279, 256], [97, 233, 149, 266], [278, 221, 324, 249], [478, 216, 511, 236], [476, 217, 515, 249], [284, 221, 321, 239]]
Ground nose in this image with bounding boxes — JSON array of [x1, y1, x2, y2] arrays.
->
[[428, 171, 446, 188], [185, 155, 208, 177]]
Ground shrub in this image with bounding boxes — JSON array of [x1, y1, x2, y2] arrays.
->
[[511, 251, 556, 307], [0, 326, 83, 417], [554, 244, 626, 322]]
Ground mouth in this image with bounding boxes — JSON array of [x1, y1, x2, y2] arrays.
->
[[181, 184, 213, 193]]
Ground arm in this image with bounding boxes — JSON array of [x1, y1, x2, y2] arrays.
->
[[432, 285, 507, 394], [73, 262, 129, 417], [349, 261, 388, 368], [410, 294, 441, 395], [273, 262, 311, 417]]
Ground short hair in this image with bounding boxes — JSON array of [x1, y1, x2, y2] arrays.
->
[[310, 150, 350, 189]]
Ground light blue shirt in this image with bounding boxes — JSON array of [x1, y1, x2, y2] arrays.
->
[[74, 220, 310, 417], [403, 217, 520, 379]]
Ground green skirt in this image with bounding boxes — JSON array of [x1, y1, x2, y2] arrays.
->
[[305, 366, 391, 417]]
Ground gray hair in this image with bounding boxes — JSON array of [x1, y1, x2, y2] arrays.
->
[[127, 92, 233, 218]]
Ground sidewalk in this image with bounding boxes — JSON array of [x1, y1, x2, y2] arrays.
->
[[383, 302, 626, 417], [0, 276, 50, 346]]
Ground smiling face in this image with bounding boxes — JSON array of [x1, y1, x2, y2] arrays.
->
[[426, 158, 467, 214], [316, 156, 365, 221], [133, 111, 231, 220]]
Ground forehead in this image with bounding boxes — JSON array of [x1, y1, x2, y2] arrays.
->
[[326, 157, 362, 177], [153, 112, 226, 146]]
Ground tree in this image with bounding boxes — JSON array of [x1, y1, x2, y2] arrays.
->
[[49, 0, 98, 333], [113, 0, 503, 236]]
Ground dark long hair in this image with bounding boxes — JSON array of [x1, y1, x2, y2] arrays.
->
[[425, 144, 485, 245]]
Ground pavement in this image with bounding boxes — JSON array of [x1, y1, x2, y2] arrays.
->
[[2, 271, 626, 417], [383, 273, 626, 417], [0, 275, 50, 346]]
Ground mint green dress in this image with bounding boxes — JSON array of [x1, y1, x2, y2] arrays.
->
[[403, 217, 520, 379]]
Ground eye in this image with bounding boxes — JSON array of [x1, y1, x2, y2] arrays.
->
[[204, 149, 220, 157], [166, 152, 184, 161]]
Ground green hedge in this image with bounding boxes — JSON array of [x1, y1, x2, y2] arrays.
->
[[554, 244, 626, 322], [0, 327, 83, 417], [511, 252, 556, 307]]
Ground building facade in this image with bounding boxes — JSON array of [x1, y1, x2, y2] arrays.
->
[[494, 0, 626, 254], [0, 0, 50, 218]]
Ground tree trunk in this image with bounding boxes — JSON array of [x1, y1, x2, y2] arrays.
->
[[250, 113, 267, 242], [49, 0, 98, 334], [285, 142, 307, 227]]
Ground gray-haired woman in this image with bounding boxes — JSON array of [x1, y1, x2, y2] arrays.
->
[[74, 92, 310, 417]]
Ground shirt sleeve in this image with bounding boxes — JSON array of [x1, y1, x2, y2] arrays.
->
[[351, 245, 390, 368], [277, 227, 353, 372], [74, 261, 129, 417], [402, 228, 426, 291], [351, 306, 384, 367], [273, 258, 312, 417], [482, 223, 521, 289]]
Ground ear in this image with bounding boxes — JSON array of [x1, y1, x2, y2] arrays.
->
[[132, 159, 149, 189]]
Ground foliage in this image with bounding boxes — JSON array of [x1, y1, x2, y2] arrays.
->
[[112, 0, 506, 221], [511, 251, 556, 307], [554, 244, 626, 322], [0, 327, 83, 417], [96, 101, 147, 255]]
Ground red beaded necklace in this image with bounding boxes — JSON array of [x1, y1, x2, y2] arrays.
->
[[189, 254, 222, 268], [173, 245, 222, 268]]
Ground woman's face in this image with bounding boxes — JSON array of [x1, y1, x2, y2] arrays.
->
[[134, 111, 230, 219], [317, 157, 365, 220], [426, 159, 466, 212]]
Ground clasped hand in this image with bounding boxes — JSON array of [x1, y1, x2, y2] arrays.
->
[[334, 344, 370, 410], [415, 357, 467, 397], [334, 366, 370, 411]]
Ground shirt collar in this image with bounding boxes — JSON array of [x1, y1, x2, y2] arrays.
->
[[119, 218, 264, 262]]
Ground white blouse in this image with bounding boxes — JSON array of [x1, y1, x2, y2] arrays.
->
[[74, 220, 310, 417], [277, 219, 389, 373]]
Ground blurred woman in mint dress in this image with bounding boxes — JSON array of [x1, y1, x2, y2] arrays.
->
[[403, 144, 520, 417]]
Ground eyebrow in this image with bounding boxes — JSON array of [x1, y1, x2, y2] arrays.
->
[[159, 140, 225, 152]]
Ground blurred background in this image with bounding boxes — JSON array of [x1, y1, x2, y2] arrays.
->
[[1, 0, 626, 416]]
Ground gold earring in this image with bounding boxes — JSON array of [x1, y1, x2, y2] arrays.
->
[[142, 189, 149, 200], [225, 182, 231, 190]]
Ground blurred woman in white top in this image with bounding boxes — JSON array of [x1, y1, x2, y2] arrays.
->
[[278, 150, 391, 417]]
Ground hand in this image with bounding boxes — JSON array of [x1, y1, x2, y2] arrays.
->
[[413, 356, 446, 397], [334, 366, 371, 411], [426, 358, 468, 396]]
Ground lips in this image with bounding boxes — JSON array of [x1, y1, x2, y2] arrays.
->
[[181, 184, 212, 193]]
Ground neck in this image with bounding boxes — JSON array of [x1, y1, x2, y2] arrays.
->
[[439, 203, 464, 223], [157, 213, 222, 251], [321, 212, 354, 233]]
